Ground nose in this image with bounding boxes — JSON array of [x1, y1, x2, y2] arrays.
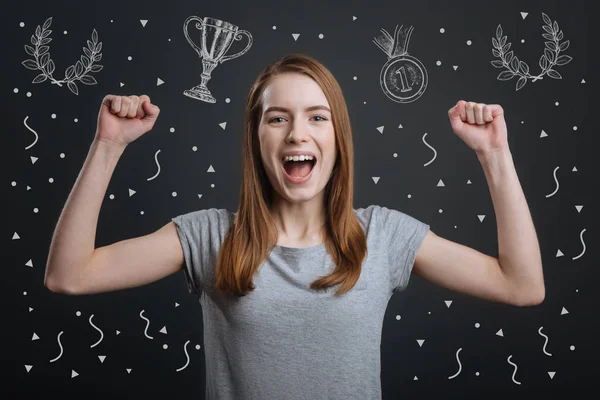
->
[[285, 119, 311, 143]]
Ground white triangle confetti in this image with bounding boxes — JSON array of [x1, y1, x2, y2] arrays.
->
[[478, 215, 486, 222], [581, 79, 585, 83], [207, 165, 215, 172], [126, 368, 132, 374], [437, 179, 445, 187], [417, 339, 425, 347], [376, 125, 384, 134], [29, 307, 34, 312], [26, 259, 33, 267], [398, 124, 403, 128], [140, 20, 148, 27], [71, 370, 79, 378], [292, 33, 300, 41], [31, 156, 38, 164], [520, 12, 529, 20], [197, 194, 203, 199], [27, 186, 32, 190], [352, 16, 357, 21], [99, 355, 106, 363], [540, 129, 548, 138], [219, 122, 227, 130], [572, 166, 578, 172], [548, 371, 556, 379], [453, 65, 458, 71], [575, 205, 583, 213], [175, 302, 180, 307], [156, 77, 164, 86], [32, 333, 40, 340], [25, 365, 33, 372], [561, 307, 569, 315], [13, 232, 20, 240], [413, 376, 419, 380], [160, 326, 168, 334], [372, 177, 380, 184], [445, 300, 452, 308], [120, 82, 125, 87], [556, 249, 564, 257], [129, 189, 136, 197], [116, 329, 121, 335], [496, 329, 504, 337], [467, 179, 472, 184]]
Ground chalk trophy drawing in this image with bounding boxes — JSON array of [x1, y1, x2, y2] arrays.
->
[[373, 24, 427, 103], [183, 16, 253, 103], [491, 12, 572, 91], [21, 17, 103, 95]]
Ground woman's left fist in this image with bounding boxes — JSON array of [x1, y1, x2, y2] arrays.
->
[[447, 100, 509, 154]]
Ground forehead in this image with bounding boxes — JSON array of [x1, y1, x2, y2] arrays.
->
[[261, 73, 329, 109]]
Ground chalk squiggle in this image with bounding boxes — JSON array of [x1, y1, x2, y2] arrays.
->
[[422, 133, 437, 166], [24, 116, 39, 150], [507, 355, 521, 385], [448, 347, 462, 379], [146, 149, 162, 181], [572, 228, 587, 260], [140, 310, 153, 339], [545, 166, 560, 198], [89, 314, 104, 348], [176, 340, 192, 372], [537, 326, 552, 356], [49, 331, 64, 362]]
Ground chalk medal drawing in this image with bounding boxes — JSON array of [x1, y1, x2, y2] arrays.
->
[[21, 17, 103, 95], [373, 24, 427, 103], [491, 12, 572, 91], [183, 16, 253, 103]]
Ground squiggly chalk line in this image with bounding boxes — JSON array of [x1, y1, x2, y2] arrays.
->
[[538, 326, 552, 356], [49, 331, 64, 362], [140, 310, 153, 339], [146, 149, 162, 181], [24, 116, 38, 150], [572, 228, 587, 260], [89, 314, 104, 348], [176, 340, 192, 372], [507, 355, 521, 385], [545, 166, 560, 198], [448, 347, 462, 379], [422, 133, 437, 166]]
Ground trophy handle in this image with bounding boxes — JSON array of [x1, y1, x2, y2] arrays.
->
[[220, 30, 253, 63], [183, 16, 205, 58]]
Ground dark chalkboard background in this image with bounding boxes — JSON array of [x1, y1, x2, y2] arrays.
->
[[5, 0, 595, 397]]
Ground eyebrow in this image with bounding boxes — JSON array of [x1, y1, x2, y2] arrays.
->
[[263, 105, 331, 115]]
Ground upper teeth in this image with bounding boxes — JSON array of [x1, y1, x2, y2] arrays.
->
[[283, 155, 314, 162]]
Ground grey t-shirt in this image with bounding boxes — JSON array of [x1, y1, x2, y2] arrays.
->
[[171, 204, 429, 400]]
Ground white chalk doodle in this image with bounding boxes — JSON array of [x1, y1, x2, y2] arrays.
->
[[422, 133, 437, 166], [545, 166, 560, 198], [49, 331, 64, 362], [23, 116, 39, 150], [183, 16, 253, 103], [175, 340, 192, 372], [507, 355, 521, 385], [146, 149, 162, 181], [448, 347, 463, 379], [22, 17, 103, 95], [373, 24, 428, 103], [537, 326, 552, 356], [89, 314, 104, 348], [491, 13, 572, 91], [139, 309, 153, 339], [572, 229, 587, 260]]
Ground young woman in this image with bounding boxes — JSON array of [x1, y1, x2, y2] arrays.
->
[[45, 54, 544, 399]]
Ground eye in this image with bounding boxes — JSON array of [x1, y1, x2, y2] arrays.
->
[[269, 116, 286, 123], [312, 115, 327, 121]]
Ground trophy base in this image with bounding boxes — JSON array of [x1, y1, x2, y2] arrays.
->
[[183, 86, 216, 103]]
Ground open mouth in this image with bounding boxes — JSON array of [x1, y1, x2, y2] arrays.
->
[[281, 157, 316, 179]]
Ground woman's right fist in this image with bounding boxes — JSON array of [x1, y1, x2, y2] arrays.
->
[[95, 94, 160, 149]]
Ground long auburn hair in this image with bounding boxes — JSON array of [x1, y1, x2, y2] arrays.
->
[[215, 53, 367, 297]]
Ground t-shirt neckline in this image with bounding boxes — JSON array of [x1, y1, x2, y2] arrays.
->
[[271, 242, 326, 255]]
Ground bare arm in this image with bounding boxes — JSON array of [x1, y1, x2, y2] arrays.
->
[[44, 138, 126, 292]]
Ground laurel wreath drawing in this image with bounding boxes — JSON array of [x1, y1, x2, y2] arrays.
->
[[21, 17, 103, 95], [491, 12, 572, 91]]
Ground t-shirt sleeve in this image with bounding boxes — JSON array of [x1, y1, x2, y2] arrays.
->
[[378, 205, 430, 293], [171, 208, 227, 298]]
